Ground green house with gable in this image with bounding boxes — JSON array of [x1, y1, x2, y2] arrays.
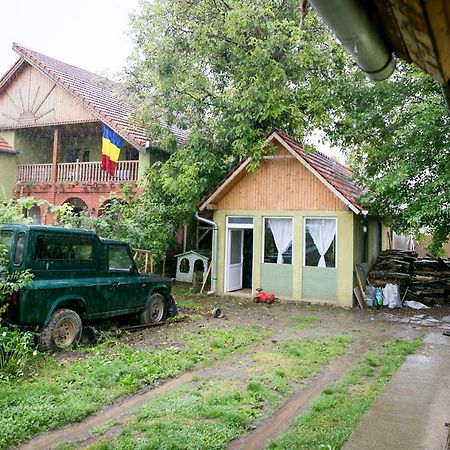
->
[[198, 130, 389, 307]]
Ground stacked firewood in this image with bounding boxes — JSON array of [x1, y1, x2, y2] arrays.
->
[[369, 250, 416, 288], [405, 257, 450, 306], [369, 251, 450, 306]]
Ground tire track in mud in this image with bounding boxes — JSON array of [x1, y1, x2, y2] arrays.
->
[[227, 340, 378, 450], [16, 372, 196, 450], [15, 316, 417, 450]]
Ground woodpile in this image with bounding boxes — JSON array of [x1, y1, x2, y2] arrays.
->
[[406, 256, 450, 306], [369, 250, 450, 306], [369, 250, 416, 288]]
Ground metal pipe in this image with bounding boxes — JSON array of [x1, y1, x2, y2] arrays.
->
[[309, 0, 396, 81], [195, 212, 218, 294]]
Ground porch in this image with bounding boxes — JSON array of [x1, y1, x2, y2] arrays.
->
[[17, 160, 139, 184]]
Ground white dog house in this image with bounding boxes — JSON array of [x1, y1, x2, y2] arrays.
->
[[175, 251, 209, 283]]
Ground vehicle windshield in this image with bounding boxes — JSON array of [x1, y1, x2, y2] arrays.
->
[[0, 230, 13, 256]]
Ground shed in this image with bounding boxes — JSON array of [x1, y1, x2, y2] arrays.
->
[[175, 251, 209, 283], [198, 129, 389, 307]]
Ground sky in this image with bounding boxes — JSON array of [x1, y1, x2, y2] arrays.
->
[[0, 0, 140, 79], [0, 0, 344, 161]]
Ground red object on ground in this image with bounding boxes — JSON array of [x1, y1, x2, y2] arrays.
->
[[254, 291, 275, 304]]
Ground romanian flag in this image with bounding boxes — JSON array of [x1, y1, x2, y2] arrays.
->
[[101, 125, 123, 176]]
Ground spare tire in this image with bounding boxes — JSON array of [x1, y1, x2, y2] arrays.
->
[[38, 309, 82, 353]]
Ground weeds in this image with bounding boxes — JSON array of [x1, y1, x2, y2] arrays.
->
[[0, 327, 37, 380]]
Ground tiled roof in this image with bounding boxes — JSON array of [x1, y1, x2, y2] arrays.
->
[[5, 43, 189, 151], [273, 129, 363, 213], [199, 130, 363, 213], [0, 136, 17, 154]]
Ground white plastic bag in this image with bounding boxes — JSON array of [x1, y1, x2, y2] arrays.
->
[[404, 300, 430, 310], [383, 284, 401, 309]]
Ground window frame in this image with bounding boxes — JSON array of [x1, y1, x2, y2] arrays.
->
[[262, 216, 293, 265], [108, 244, 137, 273], [303, 217, 338, 268]]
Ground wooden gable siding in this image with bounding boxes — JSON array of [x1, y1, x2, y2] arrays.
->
[[0, 64, 96, 129], [217, 154, 346, 211]]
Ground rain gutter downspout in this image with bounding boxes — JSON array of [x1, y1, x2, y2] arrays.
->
[[195, 212, 218, 294], [308, 0, 396, 81]]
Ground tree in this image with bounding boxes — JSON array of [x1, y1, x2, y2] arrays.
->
[[126, 0, 449, 253], [315, 63, 450, 253]]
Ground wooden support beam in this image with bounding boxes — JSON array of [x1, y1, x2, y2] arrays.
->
[[51, 127, 60, 186]]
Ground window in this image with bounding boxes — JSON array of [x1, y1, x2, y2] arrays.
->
[[14, 232, 26, 266], [109, 245, 133, 271], [228, 217, 253, 225], [304, 218, 336, 268], [264, 218, 292, 264], [35, 235, 93, 261]]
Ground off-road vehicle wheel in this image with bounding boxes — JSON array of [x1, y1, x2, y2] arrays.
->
[[38, 309, 82, 353], [139, 293, 167, 324]]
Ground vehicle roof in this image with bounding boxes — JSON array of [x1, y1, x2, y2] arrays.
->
[[99, 238, 129, 245], [0, 223, 97, 236]]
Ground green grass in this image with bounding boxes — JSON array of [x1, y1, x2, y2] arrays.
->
[[0, 326, 268, 449], [291, 314, 319, 329], [83, 335, 353, 450], [267, 338, 422, 450]]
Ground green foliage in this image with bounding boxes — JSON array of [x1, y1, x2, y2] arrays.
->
[[0, 196, 45, 225], [268, 338, 422, 449], [124, 1, 348, 252], [0, 244, 34, 319], [0, 328, 37, 381], [316, 63, 450, 253], [127, 0, 449, 252]]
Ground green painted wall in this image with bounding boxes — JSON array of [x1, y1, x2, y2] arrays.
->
[[302, 267, 337, 301], [14, 130, 52, 164], [261, 263, 293, 297], [213, 209, 355, 307], [138, 148, 167, 182], [0, 153, 18, 199]]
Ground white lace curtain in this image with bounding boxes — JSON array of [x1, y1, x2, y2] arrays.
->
[[306, 219, 336, 267], [268, 218, 292, 264]]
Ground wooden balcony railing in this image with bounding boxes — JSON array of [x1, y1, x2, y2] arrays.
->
[[17, 164, 52, 183], [17, 160, 139, 184]]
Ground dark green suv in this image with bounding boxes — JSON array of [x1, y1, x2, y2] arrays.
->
[[0, 224, 177, 352]]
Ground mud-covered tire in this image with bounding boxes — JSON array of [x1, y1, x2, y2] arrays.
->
[[139, 293, 167, 324], [38, 309, 82, 353]]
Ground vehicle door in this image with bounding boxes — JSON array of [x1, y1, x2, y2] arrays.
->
[[107, 244, 145, 312]]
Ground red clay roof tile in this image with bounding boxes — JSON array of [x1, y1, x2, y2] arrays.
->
[[0, 136, 17, 154], [9, 43, 189, 151]]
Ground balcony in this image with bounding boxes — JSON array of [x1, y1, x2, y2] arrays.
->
[[17, 160, 139, 184]]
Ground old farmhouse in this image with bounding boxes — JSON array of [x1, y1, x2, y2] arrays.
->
[[0, 43, 187, 222]]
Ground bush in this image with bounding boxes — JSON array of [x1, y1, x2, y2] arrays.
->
[[0, 327, 36, 380]]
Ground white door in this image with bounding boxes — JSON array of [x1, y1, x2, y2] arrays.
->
[[227, 229, 244, 291]]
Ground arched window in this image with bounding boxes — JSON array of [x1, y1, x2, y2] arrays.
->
[[28, 205, 41, 224], [63, 197, 88, 216]]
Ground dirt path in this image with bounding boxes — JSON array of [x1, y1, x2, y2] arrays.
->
[[14, 297, 448, 450], [228, 340, 373, 450], [17, 372, 196, 450]]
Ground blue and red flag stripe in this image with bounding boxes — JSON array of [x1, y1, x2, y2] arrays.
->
[[101, 125, 123, 176]]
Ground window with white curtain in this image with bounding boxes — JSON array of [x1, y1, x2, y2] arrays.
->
[[263, 218, 292, 264], [304, 218, 336, 268]]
